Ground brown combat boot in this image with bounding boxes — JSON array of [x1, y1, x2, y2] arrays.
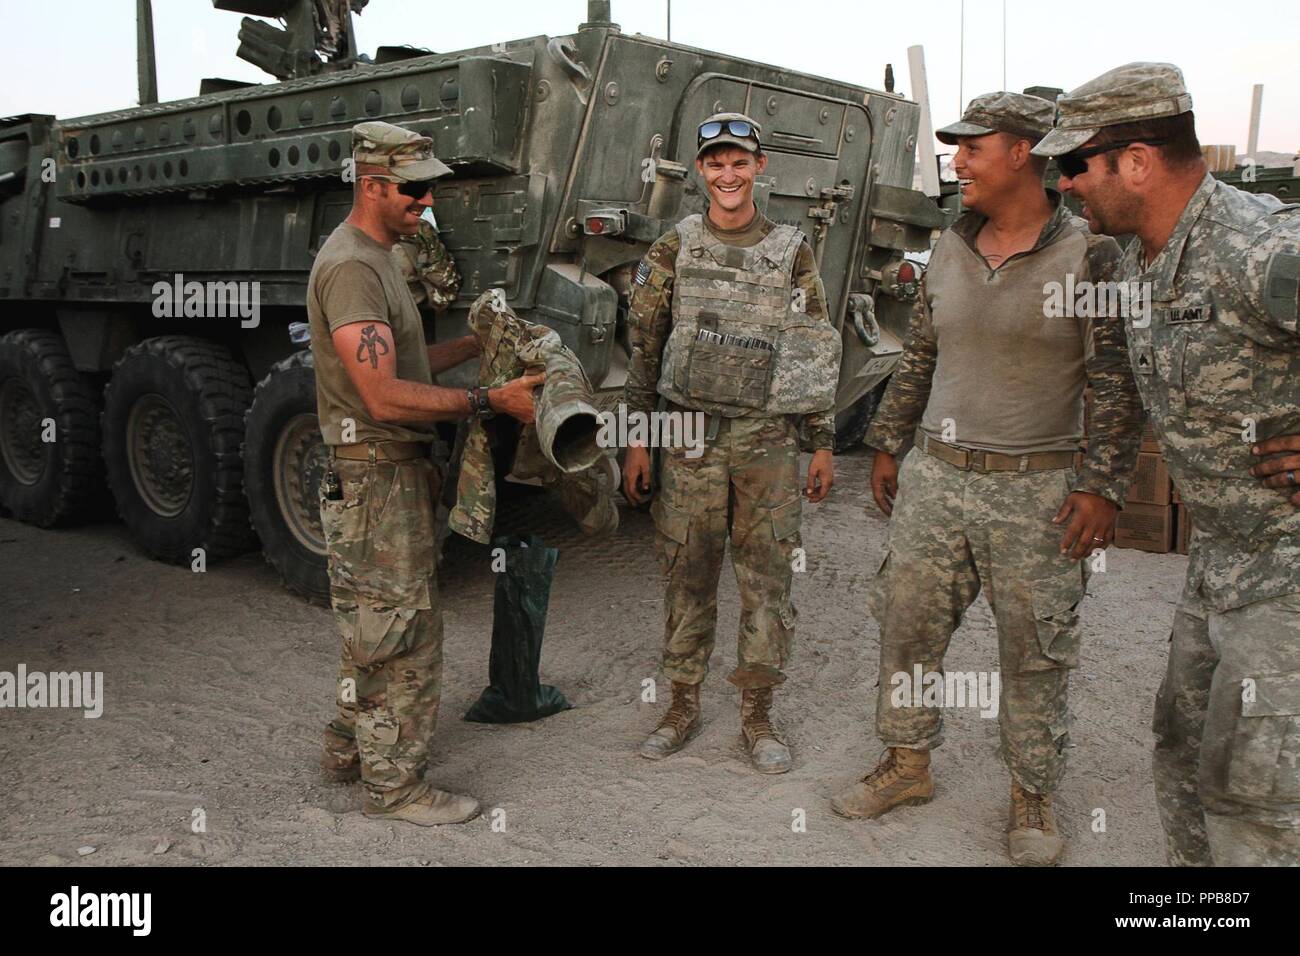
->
[[830, 747, 934, 819], [1008, 780, 1064, 866], [363, 788, 482, 827], [639, 681, 702, 760], [740, 687, 791, 774]]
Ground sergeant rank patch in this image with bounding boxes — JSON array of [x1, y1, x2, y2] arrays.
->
[[634, 261, 652, 286]]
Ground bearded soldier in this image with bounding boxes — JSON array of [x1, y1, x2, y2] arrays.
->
[[310, 121, 541, 826], [1035, 63, 1300, 866]]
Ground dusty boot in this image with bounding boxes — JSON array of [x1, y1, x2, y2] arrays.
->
[[740, 688, 791, 774], [363, 788, 482, 827], [830, 747, 933, 819], [639, 681, 702, 760], [320, 728, 360, 783], [1008, 780, 1064, 866]]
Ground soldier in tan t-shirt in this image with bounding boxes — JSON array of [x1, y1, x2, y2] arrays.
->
[[830, 94, 1144, 866], [310, 121, 540, 828]]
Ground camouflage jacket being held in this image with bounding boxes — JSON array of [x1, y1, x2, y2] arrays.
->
[[1118, 173, 1300, 611], [393, 220, 460, 311], [866, 191, 1144, 506], [623, 212, 837, 451], [449, 292, 618, 545]]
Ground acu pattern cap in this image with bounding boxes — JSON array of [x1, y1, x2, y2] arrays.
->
[[1032, 62, 1193, 156], [696, 111, 763, 159], [935, 91, 1055, 145], [351, 120, 453, 180]]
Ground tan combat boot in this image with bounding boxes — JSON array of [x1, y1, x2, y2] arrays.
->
[[363, 788, 482, 827], [1008, 780, 1064, 866], [830, 747, 934, 819], [740, 687, 791, 774], [639, 681, 702, 760]]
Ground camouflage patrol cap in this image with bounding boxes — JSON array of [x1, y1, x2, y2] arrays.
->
[[1032, 63, 1193, 156], [351, 120, 452, 180], [696, 112, 763, 159], [935, 91, 1055, 145]]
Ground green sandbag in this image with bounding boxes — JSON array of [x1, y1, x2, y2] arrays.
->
[[464, 535, 572, 723]]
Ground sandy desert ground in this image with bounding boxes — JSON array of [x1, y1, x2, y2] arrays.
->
[[0, 448, 1181, 866]]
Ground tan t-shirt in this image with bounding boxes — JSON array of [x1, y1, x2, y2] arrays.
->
[[307, 222, 435, 446]]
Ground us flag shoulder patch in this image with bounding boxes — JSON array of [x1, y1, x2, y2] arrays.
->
[[634, 261, 652, 286]]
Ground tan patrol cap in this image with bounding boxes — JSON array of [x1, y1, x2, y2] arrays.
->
[[351, 121, 453, 180], [935, 91, 1055, 145], [696, 112, 762, 159], [1032, 62, 1193, 157]]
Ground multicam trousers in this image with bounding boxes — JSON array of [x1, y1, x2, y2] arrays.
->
[[320, 456, 442, 811], [651, 412, 803, 690], [870, 448, 1089, 794], [1153, 587, 1300, 866]]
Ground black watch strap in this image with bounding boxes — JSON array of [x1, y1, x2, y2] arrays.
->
[[467, 386, 494, 418]]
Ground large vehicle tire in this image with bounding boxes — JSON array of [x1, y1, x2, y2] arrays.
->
[[0, 329, 106, 526], [102, 336, 257, 563], [832, 381, 885, 454], [242, 350, 330, 605]]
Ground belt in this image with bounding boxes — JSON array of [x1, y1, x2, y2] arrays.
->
[[331, 441, 430, 463], [917, 431, 1081, 473]]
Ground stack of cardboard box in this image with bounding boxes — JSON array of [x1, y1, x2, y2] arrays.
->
[[1114, 420, 1177, 553], [1082, 390, 1190, 555]]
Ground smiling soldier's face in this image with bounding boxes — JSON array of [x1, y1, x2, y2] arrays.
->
[[697, 146, 767, 216]]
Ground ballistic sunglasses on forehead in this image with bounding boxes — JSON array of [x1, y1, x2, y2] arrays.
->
[[697, 119, 760, 148], [1057, 138, 1168, 178], [365, 174, 439, 199]]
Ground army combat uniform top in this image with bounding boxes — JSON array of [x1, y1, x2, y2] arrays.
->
[[1120, 173, 1300, 865], [623, 208, 841, 690], [1031, 60, 1300, 866], [863, 190, 1144, 796]]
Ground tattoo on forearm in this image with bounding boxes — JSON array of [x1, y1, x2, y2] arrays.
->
[[356, 324, 390, 369]]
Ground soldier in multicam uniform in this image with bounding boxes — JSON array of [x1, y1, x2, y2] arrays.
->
[[308, 121, 541, 827], [622, 113, 841, 773], [831, 93, 1144, 865], [1034, 63, 1300, 866]]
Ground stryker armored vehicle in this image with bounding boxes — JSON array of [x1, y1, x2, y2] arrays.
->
[[0, 0, 943, 601]]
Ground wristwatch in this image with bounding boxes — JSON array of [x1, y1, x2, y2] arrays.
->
[[467, 386, 494, 419]]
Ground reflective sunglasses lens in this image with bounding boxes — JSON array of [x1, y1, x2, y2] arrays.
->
[[726, 121, 753, 139], [698, 121, 723, 141]]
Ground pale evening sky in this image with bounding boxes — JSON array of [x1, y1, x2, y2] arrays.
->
[[2, 0, 1296, 156]]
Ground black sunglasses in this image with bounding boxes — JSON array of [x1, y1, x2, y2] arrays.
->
[[367, 175, 438, 200], [1057, 139, 1168, 178], [697, 119, 759, 146]]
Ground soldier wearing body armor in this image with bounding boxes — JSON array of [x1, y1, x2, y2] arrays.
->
[[1035, 64, 1300, 866], [309, 121, 541, 827], [831, 94, 1144, 866], [623, 113, 841, 773]]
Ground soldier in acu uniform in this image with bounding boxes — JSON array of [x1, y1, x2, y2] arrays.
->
[[1034, 63, 1300, 867], [623, 113, 841, 773], [831, 93, 1144, 866], [309, 121, 541, 827]]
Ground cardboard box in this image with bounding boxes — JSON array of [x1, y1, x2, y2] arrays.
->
[[1115, 503, 1175, 554], [1175, 503, 1192, 555], [1126, 452, 1173, 506]]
